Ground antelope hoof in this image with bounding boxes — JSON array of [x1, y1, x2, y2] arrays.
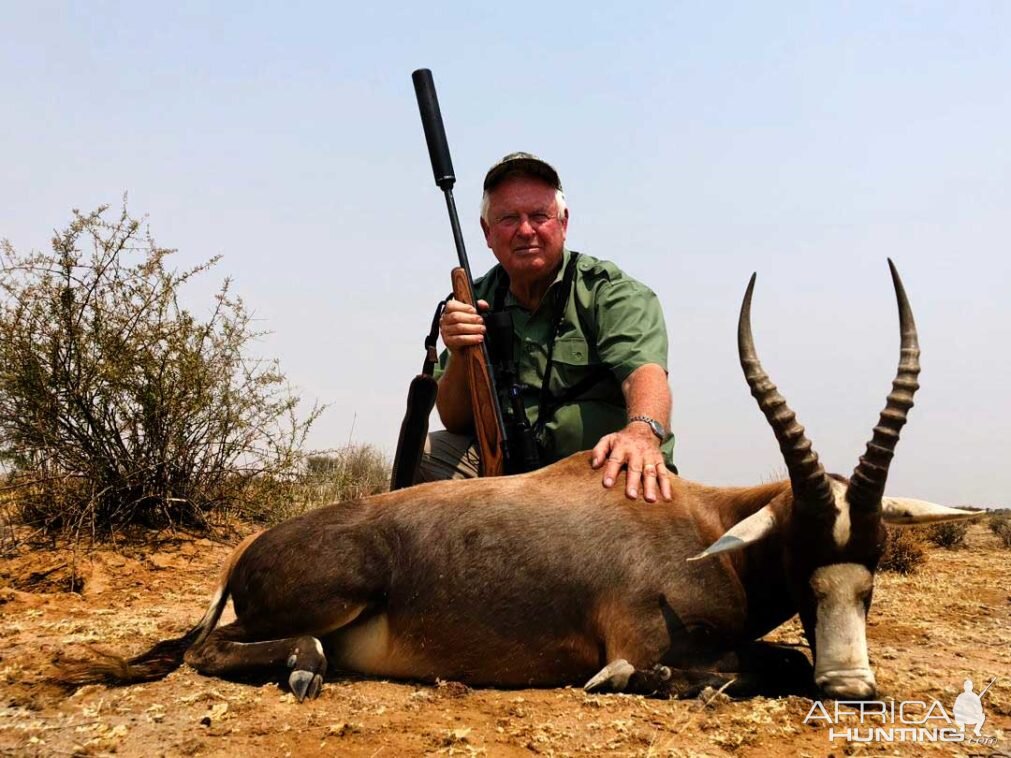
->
[[584, 659, 636, 693], [289, 670, 323, 702], [651, 664, 672, 681], [286, 636, 327, 702]]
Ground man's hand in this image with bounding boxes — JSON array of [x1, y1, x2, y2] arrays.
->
[[590, 424, 673, 503], [440, 298, 489, 354], [435, 298, 490, 433], [590, 363, 674, 503]]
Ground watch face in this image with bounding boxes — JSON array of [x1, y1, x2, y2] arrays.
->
[[648, 420, 665, 439]]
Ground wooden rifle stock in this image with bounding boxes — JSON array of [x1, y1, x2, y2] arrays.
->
[[451, 267, 505, 477]]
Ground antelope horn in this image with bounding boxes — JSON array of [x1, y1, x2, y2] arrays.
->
[[739, 274, 836, 515], [847, 260, 920, 514]]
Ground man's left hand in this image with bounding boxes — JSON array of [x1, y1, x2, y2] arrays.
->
[[590, 426, 673, 503]]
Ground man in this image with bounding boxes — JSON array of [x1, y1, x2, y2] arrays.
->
[[419, 152, 675, 502], [953, 678, 989, 737]]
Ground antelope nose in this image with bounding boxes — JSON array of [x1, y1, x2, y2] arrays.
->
[[818, 673, 876, 700]]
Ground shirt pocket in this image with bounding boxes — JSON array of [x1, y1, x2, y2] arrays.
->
[[550, 334, 600, 397], [553, 334, 591, 365]]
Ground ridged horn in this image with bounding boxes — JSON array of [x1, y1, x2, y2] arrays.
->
[[846, 260, 920, 514], [739, 274, 835, 514]]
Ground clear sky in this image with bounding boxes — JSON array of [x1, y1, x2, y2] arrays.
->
[[2, 2, 1008, 507]]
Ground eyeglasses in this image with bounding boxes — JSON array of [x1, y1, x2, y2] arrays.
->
[[491, 212, 559, 231]]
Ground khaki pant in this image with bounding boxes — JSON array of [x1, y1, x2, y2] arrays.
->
[[416, 430, 481, 482]]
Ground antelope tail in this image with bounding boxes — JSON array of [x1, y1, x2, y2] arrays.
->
[[55, 531, 261, 686]]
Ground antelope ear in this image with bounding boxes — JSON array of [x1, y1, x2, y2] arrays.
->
[[688, 504, 776, 562], [882, 497, 983, 525]]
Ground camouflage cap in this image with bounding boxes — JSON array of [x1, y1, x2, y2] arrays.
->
[[483, 152, 563, 192]]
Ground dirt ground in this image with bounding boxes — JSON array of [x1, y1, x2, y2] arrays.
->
[[1, 522, 1008, 757]]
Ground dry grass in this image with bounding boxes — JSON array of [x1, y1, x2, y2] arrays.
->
[[238, 444, 390, 525]]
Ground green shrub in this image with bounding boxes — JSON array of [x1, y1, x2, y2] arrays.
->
[[0, 204, 321, 538], [879, 527, 926, 574], [926, 521, 969, 549]]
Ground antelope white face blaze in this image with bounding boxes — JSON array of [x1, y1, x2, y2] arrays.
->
[[830, 480, 852, 549], [811, 563, 876, 699]]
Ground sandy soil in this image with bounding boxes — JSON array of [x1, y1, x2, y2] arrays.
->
[[1, 523, 1008, 757]]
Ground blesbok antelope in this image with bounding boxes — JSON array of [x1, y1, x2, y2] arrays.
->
[[62, 261, 977, 702]]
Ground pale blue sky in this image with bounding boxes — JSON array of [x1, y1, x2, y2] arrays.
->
[[2, 2, 1008, 506]]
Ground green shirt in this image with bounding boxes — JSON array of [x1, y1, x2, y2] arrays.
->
[[437, 248, 675, 466]]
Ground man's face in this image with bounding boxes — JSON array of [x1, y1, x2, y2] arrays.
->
[[481, 175, 568, 285]]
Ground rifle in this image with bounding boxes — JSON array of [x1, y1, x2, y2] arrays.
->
[[409, 68, 508, 477], [978, 677, 996, 700]]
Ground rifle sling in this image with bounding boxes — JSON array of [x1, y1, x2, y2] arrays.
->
[[389, 296, 449, 490], [423, 297, 449, 376]]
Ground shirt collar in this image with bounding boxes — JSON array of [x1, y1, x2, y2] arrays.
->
[[501, 247, 571, 313]]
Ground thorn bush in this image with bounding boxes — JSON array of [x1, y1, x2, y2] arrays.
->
[[989, 516, 1011, 548], [0, 203, 322, 538], [925, 521, 969, 549], [879, 526, 926, 574]]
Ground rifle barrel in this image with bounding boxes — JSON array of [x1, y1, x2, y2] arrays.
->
[[412, 69, 456, 191], [411, 68, 510, 465], [979, 677, 996, 699]]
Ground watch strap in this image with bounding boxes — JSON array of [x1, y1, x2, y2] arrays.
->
[[628, 415, 666, 441]]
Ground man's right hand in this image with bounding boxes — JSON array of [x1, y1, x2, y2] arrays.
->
[[440, 298, 489, 354]]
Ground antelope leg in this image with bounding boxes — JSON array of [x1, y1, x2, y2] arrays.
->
[[184, 622, 328, 703]]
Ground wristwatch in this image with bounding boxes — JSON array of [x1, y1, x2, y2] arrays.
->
[[628, 415, 667, 442]]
